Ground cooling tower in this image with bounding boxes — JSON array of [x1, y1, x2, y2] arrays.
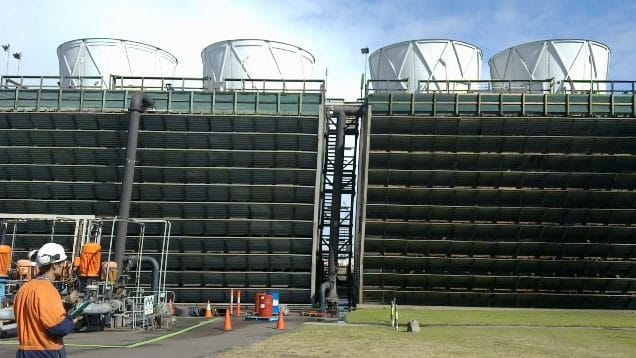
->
[[368, 39, 483, 93], [57, 38, 178, 88], [489, 39, 610, 92], [201, 39, 315, 90]]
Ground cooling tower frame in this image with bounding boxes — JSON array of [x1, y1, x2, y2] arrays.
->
[[57, 38, 178, 89], [488, 39, 610, 93], [368, 39, 483, 93], [200, 39, 315, 90]]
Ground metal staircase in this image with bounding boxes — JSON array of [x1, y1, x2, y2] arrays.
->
[[318, 105, 360, 309]]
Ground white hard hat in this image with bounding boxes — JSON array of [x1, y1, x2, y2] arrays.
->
[[35, 243, 68, 267], [27, 249, 38, 266]]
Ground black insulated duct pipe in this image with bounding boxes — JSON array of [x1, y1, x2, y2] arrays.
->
[[114, 92, 154, 273], [326, 110, 346, 306], [124, 255, 160, 293], [0, 222, 6, 245]]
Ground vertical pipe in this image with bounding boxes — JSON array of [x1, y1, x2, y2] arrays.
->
[[230, 288, 234, 315], [327, 110, 346, 304], [310, 104, 326, 303], [114, 92, 153, 273], [236, 290, 241, 316], [356, 105, 371, 304]]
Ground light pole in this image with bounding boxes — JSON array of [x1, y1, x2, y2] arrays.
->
[[12, 52, 22, 76], [1, 44, 9, 77], [360, 47, 369, 99]]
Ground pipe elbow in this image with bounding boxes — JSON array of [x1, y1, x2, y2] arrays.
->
[[318, 281, 332, 310], [124, 255, 160, 293], [130, 92, 154, 112]]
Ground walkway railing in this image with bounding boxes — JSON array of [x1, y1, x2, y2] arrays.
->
[[1, 75, 325, 94], [110, 76, 211, 91], [366, 79, 636, 95], [418, 80, 554, 94], [221, 78, 325, 93], [2, 75, 106, 89]]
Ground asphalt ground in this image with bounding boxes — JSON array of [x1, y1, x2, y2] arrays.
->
[[0, 314, 313, 358]]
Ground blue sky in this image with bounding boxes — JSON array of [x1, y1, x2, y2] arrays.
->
[[1, 0, 635, 99]]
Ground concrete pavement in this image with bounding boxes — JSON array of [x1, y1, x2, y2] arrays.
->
[[0, 314, 309, 358]]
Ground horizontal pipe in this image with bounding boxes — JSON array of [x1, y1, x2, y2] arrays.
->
[[82, 302, 114, 315], [0, 302, 116, 320], [0, 307, 13, 320], [0, 322, 16, 334]]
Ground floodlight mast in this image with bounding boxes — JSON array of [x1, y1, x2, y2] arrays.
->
[[361, 47, 369, 98], [12, 52, 22, 75], [2, 44, 10, 76]]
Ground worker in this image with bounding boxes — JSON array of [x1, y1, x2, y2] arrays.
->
[[13, 242, 81, 358]]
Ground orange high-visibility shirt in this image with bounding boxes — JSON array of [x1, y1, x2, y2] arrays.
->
[[13, 278, 69, 351]]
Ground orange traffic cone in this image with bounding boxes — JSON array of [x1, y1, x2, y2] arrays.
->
[[224, 307, 233, 331], [276, 310, 286, 330], [204, 300, 213, 319]]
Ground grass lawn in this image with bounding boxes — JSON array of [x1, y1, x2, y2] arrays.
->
[[221, 307, 636, 357]]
